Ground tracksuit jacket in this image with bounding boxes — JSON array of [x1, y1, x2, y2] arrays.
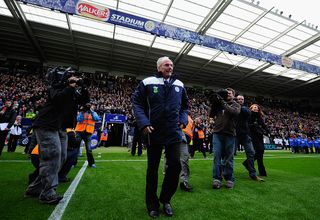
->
[[132, 72, 188, 146]]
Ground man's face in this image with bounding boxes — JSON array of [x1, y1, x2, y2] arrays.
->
[[5, 101, 12, 107], [236, 95, 244, 105], [227, 90, 234, 101], [158, 59, 173, 79]]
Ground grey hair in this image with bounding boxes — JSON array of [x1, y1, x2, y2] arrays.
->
[[157, 56, 172, 70]]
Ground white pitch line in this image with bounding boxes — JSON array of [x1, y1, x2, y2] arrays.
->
[[48, 161, 88, 220], [0, 155, 319, 164], [77, 155, 320, 162]]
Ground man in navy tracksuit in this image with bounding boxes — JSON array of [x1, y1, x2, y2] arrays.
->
[[132, 56, 188, 218]]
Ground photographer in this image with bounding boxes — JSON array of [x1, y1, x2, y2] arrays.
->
[[210, 88, 240, 189], [75, 103, 100, 168], [25, 67, 89, 205]]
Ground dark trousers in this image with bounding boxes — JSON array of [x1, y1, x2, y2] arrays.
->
[[7, 134, 20, 152], [146, 142, 181, 211], [29, 154, 40, 184], [190, 139, 206, 158], [59, 148, 79, 180], [29, 148, 79, 184], [26, 129, 67, 198], [131, 134, 142, 156], [254, 149, 267, 176], [0, 130, 9, 155], [77, 132, 95, 166]]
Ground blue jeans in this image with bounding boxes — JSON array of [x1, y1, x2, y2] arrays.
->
[[212, 133, 235, 182], [236, 134, 257, 179], [27, 129, 67, 198]]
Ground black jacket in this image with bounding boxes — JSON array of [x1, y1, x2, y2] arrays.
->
[[33, 85, 89, 130], [0, 106, 17, 129], [236, 105, 251, 136], [249, 112, 268, 151]]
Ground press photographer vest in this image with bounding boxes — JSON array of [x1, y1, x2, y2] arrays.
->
[[75, 113, 95, 134], [100, 129, 108, 141], [183, 115, 194, 139], [198, 130, 205, 139]]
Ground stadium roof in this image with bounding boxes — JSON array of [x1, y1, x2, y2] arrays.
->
[[0, 0, 319, 98]]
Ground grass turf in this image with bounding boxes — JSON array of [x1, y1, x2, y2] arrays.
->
[[0, 147, 319, 220]]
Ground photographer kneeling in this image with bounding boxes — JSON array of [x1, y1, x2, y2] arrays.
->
[[75, 103, 100, 168], [25, 67, 89, 205]]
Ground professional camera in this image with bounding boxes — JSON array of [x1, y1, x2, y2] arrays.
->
[[46, 66, 90, 106], [80, 103, 92, 112], [209, 88, 228, 104], [46, 66, 75, 87], [208, 89, 228, 118]]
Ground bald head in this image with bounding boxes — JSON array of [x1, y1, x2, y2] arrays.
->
[[236, 95, 244, 105], [157, 56, 173, 79]]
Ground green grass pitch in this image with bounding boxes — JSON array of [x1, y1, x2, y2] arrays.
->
[[0, 147, 319, 220]]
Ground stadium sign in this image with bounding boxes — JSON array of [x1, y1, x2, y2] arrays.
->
[[281, 56, 293, 68], [16, 0, 320, 75], [110, 14, 145, 29], [106, 114, 126, 124], [76, 1, 110, 21]]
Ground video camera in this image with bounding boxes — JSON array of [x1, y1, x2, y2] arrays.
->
[[80, 103, 92, 112], [208, 89, 228, 118], [46, 66, 82, 87], [209, 89, 228, 104], [46, 66, 90, 106]]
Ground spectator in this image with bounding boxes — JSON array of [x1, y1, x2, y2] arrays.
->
[[7, 115, 23, 152], [249, 104, 269, 177], [0, 100, 17, 156]]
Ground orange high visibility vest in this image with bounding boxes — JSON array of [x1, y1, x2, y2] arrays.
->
[[198, 130, 205, 139], [183, 115, 194, 139], [100, 131, 108, 141], [75, 113, 95, 134], [31, 144, 39, 155]]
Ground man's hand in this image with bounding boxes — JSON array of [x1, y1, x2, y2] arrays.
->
[[68, 76, 79, 88], [143, 126, 154, 134]]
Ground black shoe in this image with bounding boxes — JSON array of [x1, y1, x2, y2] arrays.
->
[[24, 190, 40, 198], [180, 182, 193, 192], [39, 194, 63, 205], [163, 203, 173, 217], [148, 210, 159, 218]]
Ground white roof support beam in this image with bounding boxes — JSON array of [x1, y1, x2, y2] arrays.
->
[[173, 0, 232, 65], [137, 0, 174, 74], [227, 21, 304, 73], [4, 0, 46, 62], [187, 5, 273, 83], [228, 26, 320, 88]]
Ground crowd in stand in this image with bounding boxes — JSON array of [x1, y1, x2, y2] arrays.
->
[[0, 72, 319, 147]]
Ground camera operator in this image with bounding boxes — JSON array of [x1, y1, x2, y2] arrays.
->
[[75, 103, 101, 168], [210, 88, 240, 189], [25, 68, 89, 205]]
